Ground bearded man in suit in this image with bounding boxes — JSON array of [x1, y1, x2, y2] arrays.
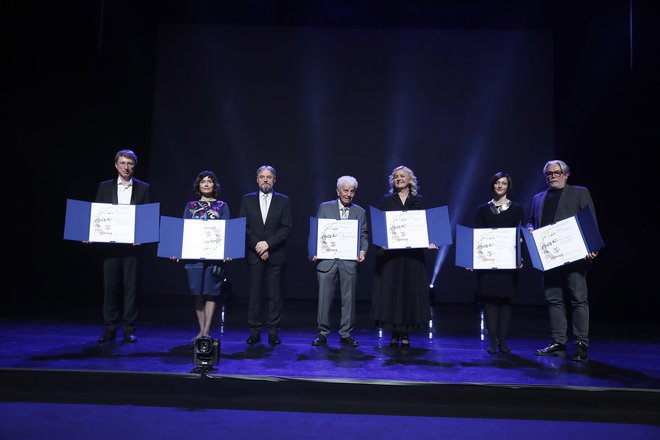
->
[[239, 165, 292, 345]]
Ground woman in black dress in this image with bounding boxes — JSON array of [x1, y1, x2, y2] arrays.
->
[[474, 172, 524, 354], [370, 165, 437, 348]]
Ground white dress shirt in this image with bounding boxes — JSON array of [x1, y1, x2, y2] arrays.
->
[[117, 177, 133, 205]]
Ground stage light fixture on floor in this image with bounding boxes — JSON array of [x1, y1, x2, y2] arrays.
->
[[192, 336, 219, 369]]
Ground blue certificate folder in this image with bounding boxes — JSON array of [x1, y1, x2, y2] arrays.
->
[[455, 225, 521, 269], [63, 199, 160, 243], [521, 207, 604, 271], [308, 217, 361, 260], [157, 216, 246, 260], [369, 205, 452, 248]]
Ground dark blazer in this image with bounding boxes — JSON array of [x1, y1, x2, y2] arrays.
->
[[380, 192, 424, 211], [95, 177, 151, 205], [526, 184, 597, 230], [239, 191, 292, 265], [315, 200, 369, 274]]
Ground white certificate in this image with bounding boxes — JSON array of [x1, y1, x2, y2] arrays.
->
[[473, 228, 517, 269], [88, 203, 136, 243], [385, 210, 429, 249], [532, 216, 589, 270], [181, 219, 226, 260], [316, 219, 359, 260]]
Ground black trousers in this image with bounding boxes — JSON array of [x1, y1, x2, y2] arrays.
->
[[247, 260, 284, 334], [102, 255, 139, 334]]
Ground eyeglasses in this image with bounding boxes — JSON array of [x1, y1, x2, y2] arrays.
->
[[545, 170, 564, 178]]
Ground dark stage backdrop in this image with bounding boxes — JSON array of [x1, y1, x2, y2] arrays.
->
[[143, 24, 555, 304]]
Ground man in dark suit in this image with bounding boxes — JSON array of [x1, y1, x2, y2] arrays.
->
[[310, 176, 369, 348], [239, 165, 292, 345], [526, 160, 599, 362], [95, 149, 151, 343]]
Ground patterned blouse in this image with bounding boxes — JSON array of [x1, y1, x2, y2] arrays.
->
[[183, 200, 230, 220]]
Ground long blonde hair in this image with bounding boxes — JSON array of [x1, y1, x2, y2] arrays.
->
[[388, 165, 418, 196]]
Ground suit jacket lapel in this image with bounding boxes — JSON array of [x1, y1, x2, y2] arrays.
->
[[112, 180, 119, 205], [130, 181, 137, 205], [538, 190, 548, 224]]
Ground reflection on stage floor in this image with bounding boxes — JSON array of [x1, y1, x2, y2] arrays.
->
[[2, 298, 659, 438]]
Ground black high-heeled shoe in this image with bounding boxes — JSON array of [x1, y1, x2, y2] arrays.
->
[[498, 341, 511, 353], [487, 342, 498, 354]]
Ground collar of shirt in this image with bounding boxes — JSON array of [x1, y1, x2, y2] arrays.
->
[[116, 177, 133, 188], [337, 199, 351, 213], [260, 192, 272, 209]]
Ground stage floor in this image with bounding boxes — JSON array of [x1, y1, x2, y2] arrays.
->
[[2, 298, 659, 388], [1, 298, 659, 438]]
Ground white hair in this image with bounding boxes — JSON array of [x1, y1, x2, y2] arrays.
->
[[336, 175, 358, 190], [543, 160, 570, 176]]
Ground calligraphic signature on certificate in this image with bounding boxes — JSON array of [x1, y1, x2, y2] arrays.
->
[[385, 211, 429, 249], [320, 222, 340, 254], [182, 219, 226, 260], [476, 231, 496, 263], [472, 227, 517, 269], [89, 203, 136, 243], [531, 217, 588, 270], [316, 219, 358, 260]]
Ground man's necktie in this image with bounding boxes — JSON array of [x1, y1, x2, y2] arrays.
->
[[261, 194, 269, 223]]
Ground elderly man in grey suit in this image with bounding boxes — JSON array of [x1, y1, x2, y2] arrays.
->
[[310, 176, 369, 347], [526, 160, 599, 362]]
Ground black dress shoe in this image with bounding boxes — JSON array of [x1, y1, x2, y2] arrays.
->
[[535, 342, 567, 356], [340, 336, 359, 347], [246, 334, 261, 345], [98, 332, 116, 343], [312, 334, 327, 346], [572, 342, 589, 362], [123, 334, 137, 343], [486, 342, 497, 354], [268, 334, 281, 345], [498, 341, 511, 353]]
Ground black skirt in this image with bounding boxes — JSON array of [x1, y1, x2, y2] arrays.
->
[[370, 248, 431, 329]]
